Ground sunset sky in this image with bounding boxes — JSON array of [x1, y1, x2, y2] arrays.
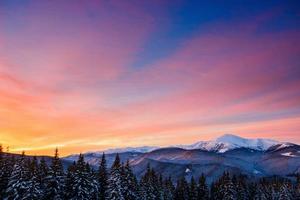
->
[[0, 0, 300, 156]]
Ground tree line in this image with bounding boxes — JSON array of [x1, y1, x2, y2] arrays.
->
[[0, 146, 300, 200]]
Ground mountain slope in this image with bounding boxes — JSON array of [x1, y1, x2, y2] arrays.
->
[[62, 134, 300, 182], [175, 134, 280, 153]]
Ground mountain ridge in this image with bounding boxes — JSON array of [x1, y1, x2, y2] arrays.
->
[[75, 134, 288, 156]]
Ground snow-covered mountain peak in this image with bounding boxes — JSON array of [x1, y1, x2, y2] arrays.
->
[[176, 134, 281, 153], [215, 134, 247, 143], [214, 134, 279, 151], [96, 146, 159, 154], [71, 134, 287, 156]]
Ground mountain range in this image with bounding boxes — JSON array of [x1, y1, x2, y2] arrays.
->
[[63, 134, 300, 183]]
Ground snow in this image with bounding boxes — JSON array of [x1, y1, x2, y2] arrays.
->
[[281, 152, 298, 157], [253, 170, 262, 174], [64, 134, 292, 159], [275, 143, 293, 151], [185, 168, 191, 173], [175, 134, 280, 153], [98, 146, 158, 154]]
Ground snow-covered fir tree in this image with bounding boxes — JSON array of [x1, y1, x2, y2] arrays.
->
[[247, 182, 259, 200], [219, 172, 236, 200], [296, 174, 300, 200], [38, 157, 49, 195], [23, 156, 42, 200], [158, 174, 165, 200], [122, 160, 138, 200], [232, 175, 248, 200], [174, 177, 189, 200], [98, 153, 108, 200], [0, 145, 6, 198], [210, 182, 218, 200], [139, 164, 160, 200], [163, 177, 175, 200], [197, 174, 209, 200], [189, 176, 198, 200], [278, 181, 293, 200], [44, 148, 65, 200], [0, 145, 13, 199], [107, 153, 125, 200], [65, 161, 76, 199], [5, 152, 30, 200], [257, 178, 271, 200], [67, 154, 99, 200]]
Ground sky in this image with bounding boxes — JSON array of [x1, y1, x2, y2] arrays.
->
[[0, 0, 300, 156]]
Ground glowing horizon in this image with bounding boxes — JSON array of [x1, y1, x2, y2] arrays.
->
[[0, 1, 300, 156]]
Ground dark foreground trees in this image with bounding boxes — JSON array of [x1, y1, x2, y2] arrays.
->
[[0, 145, 299, 200]]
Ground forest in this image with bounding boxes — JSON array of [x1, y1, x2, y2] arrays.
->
[[0, 146, 299, 200]]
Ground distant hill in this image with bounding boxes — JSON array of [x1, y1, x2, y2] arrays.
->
[[63, 134, 300, 182]]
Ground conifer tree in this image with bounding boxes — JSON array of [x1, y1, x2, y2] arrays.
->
[[0, 145, 14, 199], [68, 154, 99, 200], [257, 178, 270, 200], [0, 144, 8, 198], [98, 153, 108, 200], [107, 154, 125, 200], [157, 174, 164, 200], [122, 160, 138, 200], [24, 156, 42, 200], [247, 182, 259, 200], [174, 177, 189, 200], [139, 164, 161, 200], [44, 148, 65, 200], [163, 177, 175, 200], [219, 172, 236, 200], [233, 175, 248, 200], [278, 181, 293, 200], [295, 174, 300, 200], [38, 157, 49, 194], [189, 176, 198, 200], [210, 182, 218, 200], [65, 161, 77, 199], [197, 174, 209, 200], [5, 152, 30, 199]]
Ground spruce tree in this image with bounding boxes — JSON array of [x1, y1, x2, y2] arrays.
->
[[65, 161, 77, 199], [174, 177, 189, 200], [163, 177, 175, 200], [278, 181, 293, 200], [197, 174, 209, 200], [107, 154, 125, 200], [5, 152, 30, 199], [0, 145, 8, 198], [24, 156, 42, 200], [139, 164, 160, 200], [157, 174, 164, 200], [122, 160, 138, 200], [233, 175, 247, 200], [44, 148, 65, 200], [257, 178, 269, 200], [210, 182, 218, 200], [68, 154, 98, 200], [38, 157, 49, 194], [189, 176, 198, 200], [295, 174, 300, 200], [98, 153, 108, 200], [247, 182, 259, 200], [0, 146, 15, 199], [219, 172, 236, 200]]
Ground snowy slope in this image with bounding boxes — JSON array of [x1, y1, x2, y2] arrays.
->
[[66, 134, 283, 157], [85, 146, 159, 155], [177, 134, 280, 153]]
